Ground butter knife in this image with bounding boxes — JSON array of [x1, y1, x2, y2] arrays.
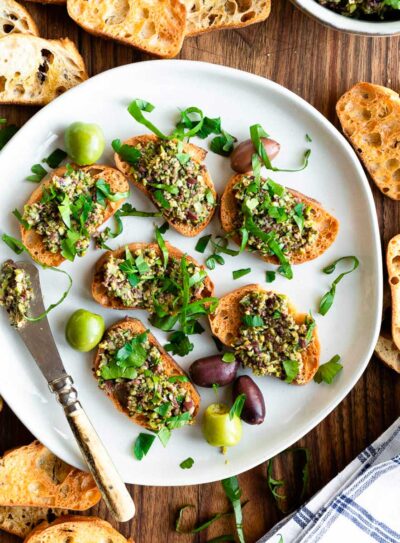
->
[[15, 260, 135, 523]]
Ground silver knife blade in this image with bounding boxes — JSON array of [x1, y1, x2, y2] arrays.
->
[[16, 260, 67, 384]]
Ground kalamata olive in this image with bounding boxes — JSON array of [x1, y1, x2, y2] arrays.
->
[[233, 376, 266, 425], [230, 137, 280, 173], [189, 355, 239, 387]]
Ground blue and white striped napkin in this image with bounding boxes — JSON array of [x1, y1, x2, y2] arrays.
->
[[258, 418, 400, 543]]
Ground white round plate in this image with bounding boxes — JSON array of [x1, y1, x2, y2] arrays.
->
[[0, 61, 382, 485]]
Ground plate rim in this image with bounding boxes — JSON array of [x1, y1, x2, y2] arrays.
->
[[0, 60, 383, 485]]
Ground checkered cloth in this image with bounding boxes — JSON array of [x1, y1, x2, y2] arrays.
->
[[258, 418, 400, 543]]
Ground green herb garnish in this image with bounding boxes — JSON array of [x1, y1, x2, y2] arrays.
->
[[195, 234, 212, 254], [319, 256, 359, 316], [221, 477, 246, 543], [180, 457, 194, 469], [229, 394, 246, 420], [95, 178, 129, 205], [282, 360, 299, 383], [232, 268, 251, 280], [27, 163, 47, 183], [43, 148, 67, 168], [175, 505, 232, 534], [168, 375, 189, 383], [118, 202, 162, 217], [112, 138, 141, 165], [266, 271, 276, 283], [133, 433, 156, 460], [222, 352, 236, 363], [314, 354, 342, 384], [242, 314, 264, 327]]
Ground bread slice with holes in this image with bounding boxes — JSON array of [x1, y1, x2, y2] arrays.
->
[[387, 234, 400, 351], [0, 0, 39, 38], [93, 317, 201, 429], [209, 284, 320, 384], [184, 0, 271, 36], [336, 82, 400, 200], [374, 334, 400, 374], [21, 165, 129, 267], [24, 516, 134, 543], [92, 241, 214, 309], [67, 0, 186, 58], [220, 173, 339, 264], [114, 134, 216, 237], [0, 441, 100, 509], [0, 506, 68, 539], [26, 0, 65, 4], [0, 35, 87, 105]]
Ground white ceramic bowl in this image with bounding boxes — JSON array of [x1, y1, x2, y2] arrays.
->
[[290, 0, 400, 36]]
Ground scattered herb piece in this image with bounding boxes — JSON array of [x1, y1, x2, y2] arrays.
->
[[212, 383, 220, 396], [112, 138, 141, 165], [221, 477, 246, 543], [158, 221, 169, 234], [242, 314, 264, 327], [195, 234, 212, 254], [232, 268, 251, 280], [2, 233, 27, 255], [229, 394, 246, 420], [175, 505, 232, 534], [95, 178, 129, 205], [26, 163, 47, 183], [305, 313, 316, 344], [319, 256, 359, 316], [305, 134, 312, 143], [157, 426, 171, 447], [266, 271, 276, 283], [12, 208, 30, 230], [222, 352, 236, 363], [210, 129, 237, 156], [155, 226, 168, 267], [282, 360, 299, 383], [118, 202, 162, 217], [180, 457, 194, 469], [168, 375, 189, 383], [43, 148, 67, 169], [133, 433, 156, 460], [314, 354, 342, 384], [25, 267, 73, 323]]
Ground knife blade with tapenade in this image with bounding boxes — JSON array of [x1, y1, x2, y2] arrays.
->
[[8, 260, 135, 523]]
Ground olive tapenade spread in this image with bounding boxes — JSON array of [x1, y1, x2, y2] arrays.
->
[[97, 327, 195, 431], [234, 291, 309, 378], [234, 175, 318, 259], [0, 260, 33, 328], [102, 247, 207, 313], [316, 0, 400, 20], [23, 168, 107, 259], [132, 139, 215, 225]]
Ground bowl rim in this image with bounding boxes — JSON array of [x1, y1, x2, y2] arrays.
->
[[289, 0, 400, 36]]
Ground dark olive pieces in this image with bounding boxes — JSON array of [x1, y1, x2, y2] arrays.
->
[[189, 355, 239, 387], [230, 137, 281, 173], [233, 376, 266, 425]]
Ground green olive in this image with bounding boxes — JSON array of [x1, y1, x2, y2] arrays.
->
[[66, 309, 105, 352], [64, 122, 105, 166], [202, 403, 242, 447]]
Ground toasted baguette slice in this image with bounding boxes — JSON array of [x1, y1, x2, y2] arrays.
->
[[92, 241, 214, 309], [94, 317, 200, 428], [26, 0, 65, 3], [24, 516, 134, 543], [387, 234, 400, 351], [67, 0, 186, 59], [209, 284, 320, 384], [220, 174, 339, 264], [336, 82, 400, 200], [21, 164, 129, 267], [0, 441, 100, 509], [374, 334, 400, 374], [0, 506, 67, 538], [0, 35, 87, 105], [114, 134, 216, 237], [184, 0, 271, 37], [0, 0, 39, 38]]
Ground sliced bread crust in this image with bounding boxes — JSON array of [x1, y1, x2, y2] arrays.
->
[[184, 0, 271, 36], [93, 317, 200, 429], [26, 0, 65, 3], [336, 82, 400, 201], [92, 241, 214, 309], [0, 35, 87, 105], [0, 0, 39, 38], [0, 506, 67, 539], [387, 234, 400, 351], [67, 0, 187, 58], [20, 164, 129, 267], [209, 284, 320, 384], [114, 134, 216, 237], [0, 441, 100, 509], [220, 173, 339, 264], [24, 516, 134, 543]]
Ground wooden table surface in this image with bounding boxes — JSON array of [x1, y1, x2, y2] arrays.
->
[[1, 2, 400, 542]]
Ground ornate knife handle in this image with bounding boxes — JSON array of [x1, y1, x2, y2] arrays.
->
[[49, 375, 135, 523]]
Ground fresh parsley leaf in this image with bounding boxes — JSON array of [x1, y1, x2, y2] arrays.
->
[[168, 375, 189, 383], [95, 178, 129, 204], [314, 354, 342, 384], [210, 129, 236, 156], [222, 352, 236, 363], [58, 195, 71, 229], [154, 402, 171, 417], [282, 360, 299, 383], [242, 314, 264, 327], [155, 225, 168, 267], [127, 99, 169, 139], [164, 331, 194, 356], [157, 426, 171, 447], [229, 394, 246, 420], [153, 189, 171, 209], [176, 152, 190, 165], [180, 457, 194, 469], [112, 138, 141, 165], [118, 202, 161, 217], [100, 364, 138, 380], [60, 229, 80, 261], [195, 234, 212, 253], [319, 256, 359, 315], [173, 106, 205, 139], [232, 268, 251, 280], [43, 148, 67, 168], [27, 163, 47, 183], [221, 477, 245, 543], [1, 233, 26, 254], [266, 271, 276, 283], [133, 433, 156, 461]]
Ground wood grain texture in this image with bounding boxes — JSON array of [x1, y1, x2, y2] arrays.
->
[[1, 1, 400, 541]]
